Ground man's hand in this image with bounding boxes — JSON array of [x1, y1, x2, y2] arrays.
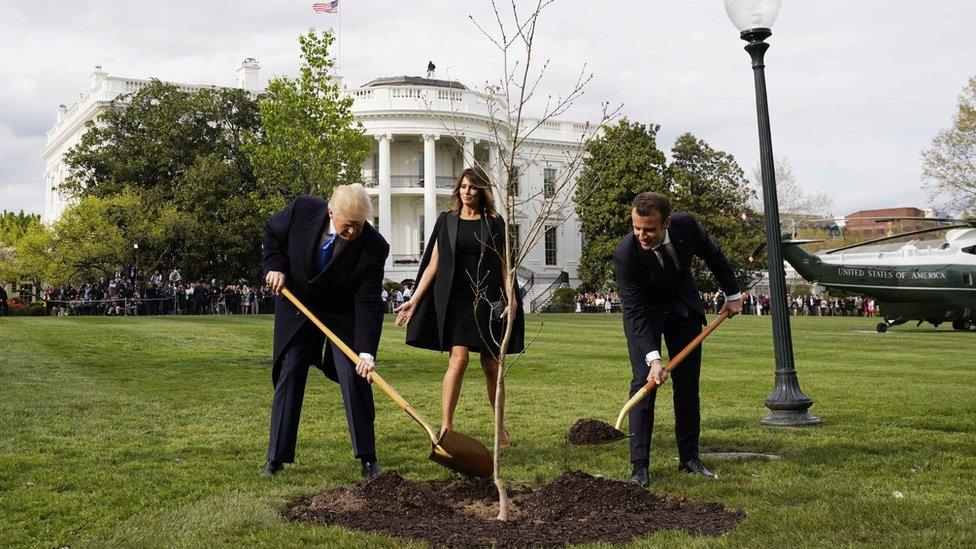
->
[[356, 355, 376, 381], [647, 358, 668, 385], [265, 271, 287, 294], [721, 297, 743, 317], [393, 299, 415, 327]]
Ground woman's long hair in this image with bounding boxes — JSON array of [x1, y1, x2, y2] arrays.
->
[[450, 166, 498, 217]]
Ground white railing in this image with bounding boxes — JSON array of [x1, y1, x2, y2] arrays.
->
[[348, 85, 506, 120]]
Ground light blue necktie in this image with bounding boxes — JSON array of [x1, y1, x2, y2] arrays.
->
[[315, 233, 337, 273]]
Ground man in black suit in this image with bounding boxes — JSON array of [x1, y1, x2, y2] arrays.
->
[[261, 184, 389, 478], [614, 192, 742, 487]]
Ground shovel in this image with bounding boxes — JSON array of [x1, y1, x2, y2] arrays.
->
[[280, 287, 493, 477], [567, 310, 731, 446], [612, 309, 731, 431]]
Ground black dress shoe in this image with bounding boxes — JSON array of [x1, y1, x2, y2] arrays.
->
[[260, 460, 283, 477], [628, 465, 649, 488], [361, 460, 382, 478], [678, 457, 716, 478]]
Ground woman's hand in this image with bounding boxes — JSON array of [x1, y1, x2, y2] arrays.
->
[[499, 300, 517, 319], [394, 299, 415, 326]]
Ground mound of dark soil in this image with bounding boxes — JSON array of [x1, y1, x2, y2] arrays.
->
[[285, 470, 744, 547], [566, 418, 627, 445]]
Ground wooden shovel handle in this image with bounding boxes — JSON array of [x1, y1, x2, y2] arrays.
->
[[279, 287, 440, 444], [614, 310, 730, 430]]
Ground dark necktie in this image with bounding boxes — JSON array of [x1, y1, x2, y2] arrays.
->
[[656, 244, 679, 286], [656, 243, 689, 317], [315, 233, 337, 274]]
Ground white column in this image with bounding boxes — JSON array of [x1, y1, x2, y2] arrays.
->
[[423, 134, 438, 243], [463, 137, 476, 169], [377, 134, 393, 266], [489, 143, 503, 217]]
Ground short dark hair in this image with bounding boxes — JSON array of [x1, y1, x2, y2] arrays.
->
[[631, 192, 671, 218]]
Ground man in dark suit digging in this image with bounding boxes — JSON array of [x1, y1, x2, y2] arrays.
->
[[261, 184, 389, 478], [614, 192, 742, 487]]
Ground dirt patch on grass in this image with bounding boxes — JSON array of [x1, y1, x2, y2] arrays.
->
[[285, 470, 744, 546], [566, 418, 627, 445]]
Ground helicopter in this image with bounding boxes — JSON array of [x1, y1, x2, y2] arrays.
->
[[745, 215, 976, 332]]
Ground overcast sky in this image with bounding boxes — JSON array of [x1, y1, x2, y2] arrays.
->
[[1, 1, 973, 217]]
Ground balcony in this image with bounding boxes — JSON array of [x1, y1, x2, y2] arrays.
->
[[393, 253, 422, 265], [349, 84, 507, 122], [361, 174, 456, 189]]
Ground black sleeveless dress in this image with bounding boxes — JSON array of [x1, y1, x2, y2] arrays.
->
[[444, 217, 502, 353]]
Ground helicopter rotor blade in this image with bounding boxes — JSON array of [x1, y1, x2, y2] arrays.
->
[[824, 224, 970, 254]]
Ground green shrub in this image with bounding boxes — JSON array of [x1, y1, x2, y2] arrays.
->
[[10, 303, 46, 316], [550, 287, 579, 313]]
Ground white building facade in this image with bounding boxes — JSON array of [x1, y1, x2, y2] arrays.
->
[[42, 64, 585, 297]]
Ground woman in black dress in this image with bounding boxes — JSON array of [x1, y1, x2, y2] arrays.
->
[[394, 167, 525, 445]]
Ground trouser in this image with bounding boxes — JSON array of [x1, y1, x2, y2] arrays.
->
[[629, 312, 704, 464], [266, 326, 376, 463]]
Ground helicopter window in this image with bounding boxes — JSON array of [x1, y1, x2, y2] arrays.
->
[[965, 273, 974, 286], [963, 245, 976, 255]]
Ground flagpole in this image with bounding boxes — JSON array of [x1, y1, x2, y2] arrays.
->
[[336, 2, 341, 77]]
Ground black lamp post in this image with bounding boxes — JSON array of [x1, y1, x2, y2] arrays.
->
[[724, 0, 820, 426]]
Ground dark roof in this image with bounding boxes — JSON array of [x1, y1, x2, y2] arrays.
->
[[362, 76, 468, 90]]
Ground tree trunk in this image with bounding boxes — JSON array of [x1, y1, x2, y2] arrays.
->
[[493, 270, 518, 521]]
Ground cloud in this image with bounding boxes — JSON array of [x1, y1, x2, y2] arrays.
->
[[1, 0, 972, 216]]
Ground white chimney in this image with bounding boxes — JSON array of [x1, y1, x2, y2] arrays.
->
[[237, 58, 261, 92], [90, 64, 107, 89]]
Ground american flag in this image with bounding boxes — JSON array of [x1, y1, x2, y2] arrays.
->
[[312, 0, 338, 13]]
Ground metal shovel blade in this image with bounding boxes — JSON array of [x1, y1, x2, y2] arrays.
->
[[429, 430, 493, 477]]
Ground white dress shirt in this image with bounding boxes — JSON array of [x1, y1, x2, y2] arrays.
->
[[322, 220, 374, 365], [644, 230, 740, 365]]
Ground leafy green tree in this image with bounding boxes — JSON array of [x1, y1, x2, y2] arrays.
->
[[0, 211, 45, 290], [63, 83, 260, 202], [922, 75, 976, 211], [245, 29, 371, 203], [60, 81, 268, 281], [574, 119, 668, 290], [40, 192, 170, 285], [668, 132, 763, 290], [0, 210, 41, 245]]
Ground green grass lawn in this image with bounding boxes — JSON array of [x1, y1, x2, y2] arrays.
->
[[1, 313, 974, 547]]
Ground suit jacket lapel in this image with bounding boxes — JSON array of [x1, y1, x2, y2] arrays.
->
[[326, 233, 362, 274], [303, 206, 330, 278]]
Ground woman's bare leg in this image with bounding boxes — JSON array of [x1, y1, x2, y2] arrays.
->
[[441, 346, 469, 435], [480, 353, 510, 446]]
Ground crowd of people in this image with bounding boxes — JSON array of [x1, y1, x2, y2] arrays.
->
[[32, 268, 878, 319], [574, 291, 622, 313], [41, 268, 277, 316], [572, 290, 879, 317]]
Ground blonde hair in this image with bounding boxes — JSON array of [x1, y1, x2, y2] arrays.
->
[[329, 183, 373, 222]]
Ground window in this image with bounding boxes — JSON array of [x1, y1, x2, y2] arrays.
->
[[508, 167, 520, 197], [964, 273, 973, 286], [543, 168, 557, 198], [419, 214, 425, 254], [417, 152, 425, 177], [373, 216, 379, 229], [545, 226, 558, 265], [509, 223, 521, 252]]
